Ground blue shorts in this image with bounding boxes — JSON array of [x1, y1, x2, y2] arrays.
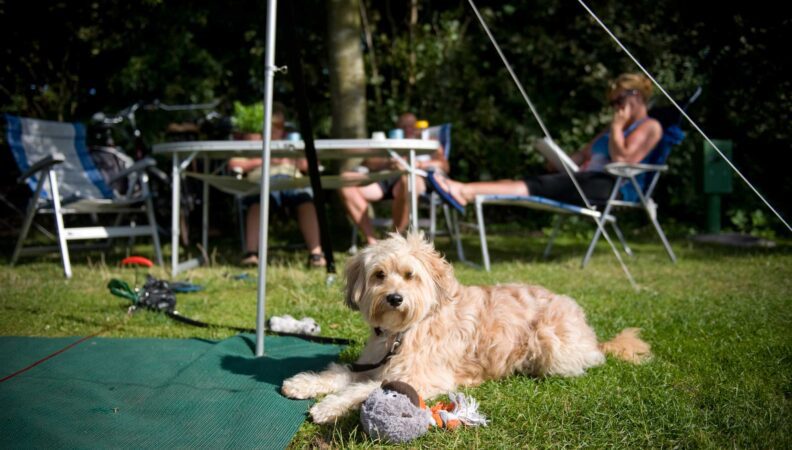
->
[[242, 174, 313, 209]]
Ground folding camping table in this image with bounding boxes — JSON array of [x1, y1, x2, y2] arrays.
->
[[152, 138, 438, 276]]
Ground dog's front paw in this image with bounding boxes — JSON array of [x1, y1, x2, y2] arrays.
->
[[281, 373, 319, 399], [309, 400, 347, 424]]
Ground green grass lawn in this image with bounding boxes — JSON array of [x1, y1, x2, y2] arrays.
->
[[1, 231, 791, 448]]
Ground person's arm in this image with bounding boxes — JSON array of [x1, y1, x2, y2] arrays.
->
[[609, 115, 662, 163], [545, 130, 603, 172], [417, 145, 450, 173], [572, 130, 606, 166], [294, 158, 309, 173], [228, 157, 263, 173], [364, 157, 392, 171]]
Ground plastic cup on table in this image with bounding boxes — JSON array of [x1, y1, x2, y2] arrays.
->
[[286, 132, 301, 141], [371, 131, 386, 140], [388, 128, 404, 139]]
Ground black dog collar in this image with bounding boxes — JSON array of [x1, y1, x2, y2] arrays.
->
[[350, 328, 404, 372]]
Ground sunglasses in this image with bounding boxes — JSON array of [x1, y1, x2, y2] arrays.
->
[[609, 89, 639, 107]]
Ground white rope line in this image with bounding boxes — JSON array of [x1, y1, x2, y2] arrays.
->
[[466, 0, 552, 140], [577, 0, 791, 233], [467, 0, 637, 289], [465, 0, 592, 210]]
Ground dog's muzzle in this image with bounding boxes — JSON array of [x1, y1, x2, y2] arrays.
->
[[385, 293, 403, 307]]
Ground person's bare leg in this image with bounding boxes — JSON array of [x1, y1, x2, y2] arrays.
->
[[391, 176, 426, 233], [339, 184, 384, 245], [296, 201, 321, 255], [245, 203, 260, 254], [435, 173, 528, 206]]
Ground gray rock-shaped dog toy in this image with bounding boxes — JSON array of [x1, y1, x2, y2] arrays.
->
[[360, 381, 434, 443]]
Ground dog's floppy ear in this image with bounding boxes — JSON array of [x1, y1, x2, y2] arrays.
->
[[343, 250, 368, 310]]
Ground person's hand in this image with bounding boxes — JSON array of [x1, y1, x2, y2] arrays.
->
[[612, 103, 632, 129], [388, 158, 404, 170], [228, 157, 263, 173], [228, 158, 249, 173]]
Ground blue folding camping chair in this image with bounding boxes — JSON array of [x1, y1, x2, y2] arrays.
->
[[470, 88, 700, 271], [580, 121, 685, 266], [349, 123, 466, 261], [5, 114, 163, 278]]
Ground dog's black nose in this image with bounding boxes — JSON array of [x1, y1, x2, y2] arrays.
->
[[386, 293, 403, 307]]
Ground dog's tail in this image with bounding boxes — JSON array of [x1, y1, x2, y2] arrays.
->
[[599, 328, 651, 364]]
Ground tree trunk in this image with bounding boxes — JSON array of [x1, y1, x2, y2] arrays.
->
[[327, 0, 367, 171]]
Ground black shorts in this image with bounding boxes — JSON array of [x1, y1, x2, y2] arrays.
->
[[524, 172, 616, 206], [376, 176, 401, 200]]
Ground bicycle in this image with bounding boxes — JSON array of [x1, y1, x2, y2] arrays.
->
[[88, 100, 229, 248]]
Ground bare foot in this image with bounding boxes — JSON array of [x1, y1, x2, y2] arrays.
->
[[431, 172, 469, 207]]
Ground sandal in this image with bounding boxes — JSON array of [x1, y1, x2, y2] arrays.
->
[[307, 253, 327, 269], [426, 170, 466, 214]]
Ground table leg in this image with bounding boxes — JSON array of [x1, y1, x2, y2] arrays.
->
[[202, 155, 209, 254], [171, 153, 181, 276], [409, 149, 418, 231]]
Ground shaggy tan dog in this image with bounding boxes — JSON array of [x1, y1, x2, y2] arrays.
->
[[281, 232, 650, 424]]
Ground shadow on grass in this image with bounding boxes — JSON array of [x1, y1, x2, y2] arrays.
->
[[433, 234, 598, 267], [431, 229, 791, 269], [681, 239, 791, 261], [220, 353, 339, 388]]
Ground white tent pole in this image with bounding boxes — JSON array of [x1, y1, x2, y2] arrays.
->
[[256, 0, 278, 357], [577, 0, 791, 233]]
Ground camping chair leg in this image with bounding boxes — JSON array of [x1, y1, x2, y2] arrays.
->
[[11, 175, 48, 266], [629, 175, 676, 263], [475, 197, 491, 272], [47, 170, 72, 278], [126, 219, 137, 255], [135, 171, 164, 267], [646, 199, 677, 263], [1, 194, 54, 241], [611, 220, 633, 257], [442, 203, 453, 241], [444, 205, 468, 263], [543, 215, 564, 259], [428, 192, 438, 242], [145, 198, 164, 267], [582, 182, 621, 268]]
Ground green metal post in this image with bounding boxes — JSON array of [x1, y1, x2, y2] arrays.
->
[[702, 139, 733, 234], [706, 194, 721, 233]]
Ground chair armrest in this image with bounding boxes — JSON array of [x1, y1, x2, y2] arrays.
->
[[108, 157, 158, 184], [604, 162, 668, 178], [17, 153, 66, 183]]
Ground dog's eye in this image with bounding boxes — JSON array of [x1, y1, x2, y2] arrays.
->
[[404, 271, 414, 280], [375, 270, 386, 280]]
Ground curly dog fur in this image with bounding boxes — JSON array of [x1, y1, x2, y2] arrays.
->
[[281, 232, 650, 424]]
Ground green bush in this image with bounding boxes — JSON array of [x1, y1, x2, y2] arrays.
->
[[232, 101, 264, 134]]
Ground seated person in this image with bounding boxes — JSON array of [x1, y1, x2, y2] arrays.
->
[[228, 103, 325, 267], [428, 73, 662, 209], [339, 112, 449, 245]]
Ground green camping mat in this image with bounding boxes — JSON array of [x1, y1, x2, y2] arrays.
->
[[0, 334, 342, 449]]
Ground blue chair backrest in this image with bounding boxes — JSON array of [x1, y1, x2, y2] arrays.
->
[[4, 114, 114, 201], [618, 124, 685, 202], [421, 123, 451, 159]]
